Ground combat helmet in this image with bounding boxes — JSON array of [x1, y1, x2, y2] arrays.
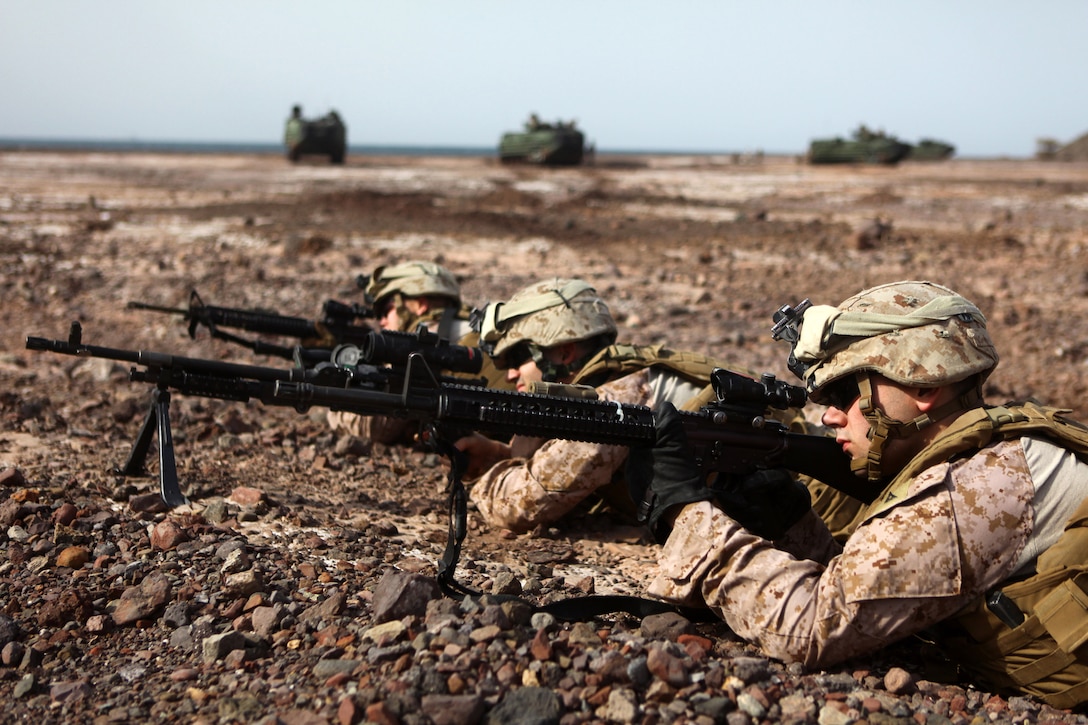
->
[[360, 261, 462, 333], [363, 261, 461, 307], [773, 280, 999, 482], [479, 278, 617, 378]]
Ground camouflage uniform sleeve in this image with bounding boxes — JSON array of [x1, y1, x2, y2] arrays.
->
[[469, 370, 653, 533], [647, 441, 1035, 668], [773, 508, 842, 563]]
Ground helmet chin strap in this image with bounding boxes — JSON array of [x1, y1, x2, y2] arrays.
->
[[856, 373, 984, 483]]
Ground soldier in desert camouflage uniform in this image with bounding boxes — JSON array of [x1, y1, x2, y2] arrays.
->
[[327, 261, 508, 444], [629, 280, 1088, 708], [455, 277, 736, 534]]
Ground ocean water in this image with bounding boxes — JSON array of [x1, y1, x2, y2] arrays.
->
[[0, 137, 495, 157]]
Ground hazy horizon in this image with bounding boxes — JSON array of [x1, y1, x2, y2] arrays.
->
[[3, 1, 1087, 158]]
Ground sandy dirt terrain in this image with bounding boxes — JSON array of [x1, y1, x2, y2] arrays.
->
[[1, 150, 1087, 723]]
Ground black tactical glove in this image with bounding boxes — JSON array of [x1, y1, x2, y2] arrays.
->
[[711, 469, 812, 540], [626, 402, 714, 542]]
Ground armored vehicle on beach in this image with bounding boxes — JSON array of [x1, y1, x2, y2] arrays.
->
[[907, 138, 956, 161], [808, 125, 912, 166], [284, 105, 347, 164], [499, 113, 585, 166]]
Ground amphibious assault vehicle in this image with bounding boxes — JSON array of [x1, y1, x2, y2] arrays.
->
[[808, 125, 913, 166], [284, 106, 347, 164], [499, 114, 585, 165]]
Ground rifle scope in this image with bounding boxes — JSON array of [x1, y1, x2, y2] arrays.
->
[[321, 299, 374, 321], [361, 329, 484, 375], [711, 369, 807, 411]]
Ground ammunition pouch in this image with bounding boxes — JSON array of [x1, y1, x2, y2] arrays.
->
[[943, 497, 1088, 709]]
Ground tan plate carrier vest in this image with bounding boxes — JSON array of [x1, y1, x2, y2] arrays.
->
[[569, 343, 732, 411], [867, 401, 1088, 709], [555, 344, 728, 518]]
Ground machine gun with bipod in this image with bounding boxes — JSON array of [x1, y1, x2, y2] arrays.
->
[[26, 322, 487, 507]]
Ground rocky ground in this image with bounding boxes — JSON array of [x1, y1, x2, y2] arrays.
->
[[1, 149, 1088, 724]]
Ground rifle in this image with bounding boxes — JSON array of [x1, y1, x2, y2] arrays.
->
[[269, 365, 870, 501], [128, 289, 374, 361], [267, 362, 871, 601], [26, 322, 486, 507], [27, 324, 867, 604]]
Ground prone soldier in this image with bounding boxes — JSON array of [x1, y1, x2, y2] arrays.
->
[[454, 277, 750, 533], [327, 260, 508, 444], [630, 280, 1088, 708]]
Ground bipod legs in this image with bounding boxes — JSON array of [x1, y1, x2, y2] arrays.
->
[[117, 386, 189, 508]]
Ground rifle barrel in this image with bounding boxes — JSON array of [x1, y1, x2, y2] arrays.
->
[[26, 334, 313, 384], [127, 301, 190, 316]]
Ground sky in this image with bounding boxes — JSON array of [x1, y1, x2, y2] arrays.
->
[[2, 1, 1086, 158]]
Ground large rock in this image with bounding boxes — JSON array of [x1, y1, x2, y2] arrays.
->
[[371, 569, 440, 623]]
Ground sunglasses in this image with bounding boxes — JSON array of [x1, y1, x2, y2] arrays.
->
[[822, 376, 861, 411]]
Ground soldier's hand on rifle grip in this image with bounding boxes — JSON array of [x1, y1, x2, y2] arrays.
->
[[712, 469, 811, 540], [626, 402, 713, 543]]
